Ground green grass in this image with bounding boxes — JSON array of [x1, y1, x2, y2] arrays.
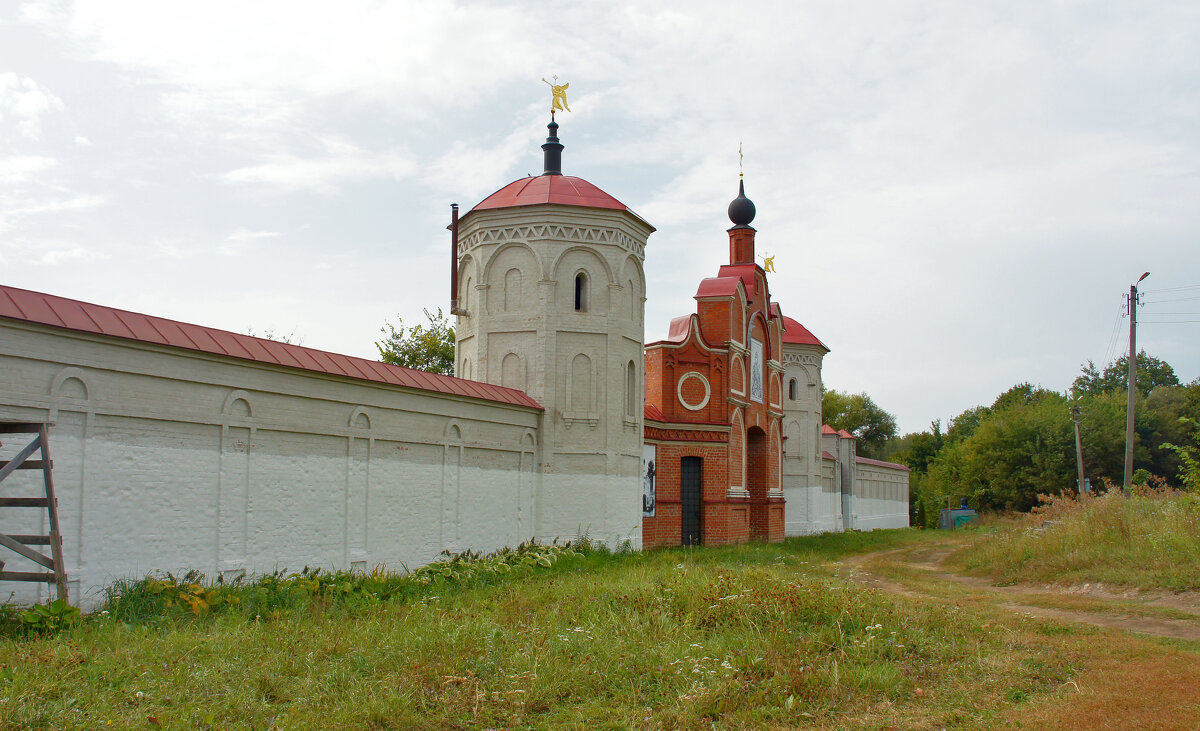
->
[[0, 530, 1082, 729], [948, 490, 1200, 591]]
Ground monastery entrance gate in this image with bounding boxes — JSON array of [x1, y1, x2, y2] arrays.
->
[[747, 426, 770, 541]]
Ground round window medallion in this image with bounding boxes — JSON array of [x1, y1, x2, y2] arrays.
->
[[677, 371, 711, 411]]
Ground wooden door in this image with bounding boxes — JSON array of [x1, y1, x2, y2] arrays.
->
[[681, 456, 702, 546]]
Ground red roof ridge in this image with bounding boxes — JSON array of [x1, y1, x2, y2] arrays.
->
[[855, 456, 911, 471], [0, 284, 542, 410], [821, 424, 838, 435]]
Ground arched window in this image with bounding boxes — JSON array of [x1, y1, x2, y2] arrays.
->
[[788, 378, 797, 400], [574, 272, 588, 312], [625, 360, 637, 417]]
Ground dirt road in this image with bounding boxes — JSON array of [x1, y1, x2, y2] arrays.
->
[[843, 541, 1200, 731], [843, 543, 1200, 642]]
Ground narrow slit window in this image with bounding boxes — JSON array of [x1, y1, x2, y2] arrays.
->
[[574, 272, 588, 311], [788, 378, 797, 400]]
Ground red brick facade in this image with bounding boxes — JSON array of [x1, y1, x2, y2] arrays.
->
[[642, 222, 786, 547]]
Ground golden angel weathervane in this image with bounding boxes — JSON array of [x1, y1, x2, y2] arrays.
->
[[542, 75, 571, 113]]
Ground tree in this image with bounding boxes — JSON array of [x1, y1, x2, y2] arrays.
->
[[1161, 417, 1200, 492], [945, 405, 989, 445], [376, 308, 455, 375], [991, 382, 1059, 412], [1072, 351, 1180, 398], [890, 421, 944, 473], [822, 389, 898, 458]]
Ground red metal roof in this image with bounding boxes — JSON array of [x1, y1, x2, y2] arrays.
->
[[821, 424, 838, 435], [471, 174, 628, 212], [694, 276, 743, 299], [838, 429, 856, 439], [0, 285, 542, 410], [855, 456, 911, 471], [644, 404, 668, 422], [780, 315, 828, 350], [822, 450, 836, 460], [716, 264, 758, 299], [665, 315, 692, 342]]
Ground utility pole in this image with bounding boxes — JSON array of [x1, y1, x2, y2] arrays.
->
[[1070, 404, 1086, 495], [1123, 271, 1150, 494]]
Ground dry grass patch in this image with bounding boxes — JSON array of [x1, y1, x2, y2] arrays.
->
[[949, 490, 1200, 591]]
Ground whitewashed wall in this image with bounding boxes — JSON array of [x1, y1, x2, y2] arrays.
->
[[788, 450, 909, 535], [0, 319, 553, 608], [851, 460, 911, 531]]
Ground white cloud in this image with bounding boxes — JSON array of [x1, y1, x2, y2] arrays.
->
[[0, 194, 106, 233], [0, 72, 64, 139], [220, 137, 414, 193], [427, 115, 544, 200], [220, 228, 280, 256], [73, 135, 91, 146], [0, 155, 58, 183], [37, 244, 108, 265], [25, 0, 536, 110], [151, 239, 191, 259]]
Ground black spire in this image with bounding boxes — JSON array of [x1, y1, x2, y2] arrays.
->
[[727, 179, 756, 228], [541, 113, 563, 175]]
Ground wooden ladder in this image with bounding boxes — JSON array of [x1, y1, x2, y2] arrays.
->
[[0, 422, 69, 603]]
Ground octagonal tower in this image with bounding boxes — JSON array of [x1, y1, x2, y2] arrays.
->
[[453, 116, 655, 547]]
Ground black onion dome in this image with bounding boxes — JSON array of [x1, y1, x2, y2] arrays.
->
[[728, 179, 756, 228]]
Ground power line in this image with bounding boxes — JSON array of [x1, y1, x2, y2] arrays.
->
[[1142, 283, 1200, 293], [1142, 295, 1200, 304], [1142, 320, 1200, 324], [1100, 299, 1126, 367]]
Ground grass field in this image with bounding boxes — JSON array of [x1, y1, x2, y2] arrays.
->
[[948, 489, 1200, 590], [1, 523, 1197, 729]]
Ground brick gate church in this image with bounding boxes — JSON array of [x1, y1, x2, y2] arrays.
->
[[0, 114, 908, 606]]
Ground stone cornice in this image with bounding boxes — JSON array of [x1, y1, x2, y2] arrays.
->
[[459, 222, 645, 258], [644, 425, 730, 443], [783, 352, 822, 367]]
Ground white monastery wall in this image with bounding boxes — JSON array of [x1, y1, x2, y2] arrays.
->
[[783, 354, 910, 535], [851, 460, 911, 531], [0, 319, 545, 608]]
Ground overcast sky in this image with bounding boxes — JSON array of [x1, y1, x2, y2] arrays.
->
[[3, 1, 1198, 433]]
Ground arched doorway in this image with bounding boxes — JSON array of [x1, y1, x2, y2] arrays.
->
[[747, 426, 769, 540]]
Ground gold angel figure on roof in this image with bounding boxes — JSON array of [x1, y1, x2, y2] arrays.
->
[[542, 76, 571, 112], [762, 255, 776, 273]]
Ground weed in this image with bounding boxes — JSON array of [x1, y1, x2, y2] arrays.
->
[[102, 540, 590, 623], [12, 598, 81, 636], [949, 490, 1200, 590]]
